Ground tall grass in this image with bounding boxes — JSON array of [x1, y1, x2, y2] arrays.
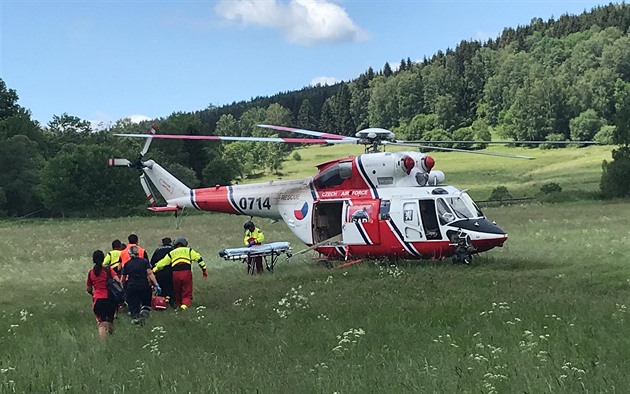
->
[[1, 199, 630, 392]]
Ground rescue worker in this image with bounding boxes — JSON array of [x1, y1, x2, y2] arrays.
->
[[120, 246, 160, 325], [153, 236, 207, 310], [103, 239, 124, 275], [119, 233, 148, 268], [150, 237, 174, 307], [243, 220, 265, 274], [86, 250, 122, 340]]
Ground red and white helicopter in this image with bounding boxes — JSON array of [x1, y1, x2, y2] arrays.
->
[[110, 125, 530, 264]]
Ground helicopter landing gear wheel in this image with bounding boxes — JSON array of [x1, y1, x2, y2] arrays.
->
[[452, 252, 474, 265]]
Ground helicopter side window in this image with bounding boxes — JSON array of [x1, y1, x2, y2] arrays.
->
[[379, 200, 391, 220], [314, 162, 352, 189]]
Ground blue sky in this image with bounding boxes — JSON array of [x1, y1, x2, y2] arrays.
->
[[1, 0, 615, 127]]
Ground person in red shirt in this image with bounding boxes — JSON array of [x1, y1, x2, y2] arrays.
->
[[86, 250, 122, 340]]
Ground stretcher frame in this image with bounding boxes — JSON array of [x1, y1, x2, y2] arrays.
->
[[219, 242, 292, 273]]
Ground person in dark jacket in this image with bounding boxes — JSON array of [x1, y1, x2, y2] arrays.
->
[[86, 250, 122, 340], [121, 245, 160, 325], [150, 237, 174, 306]]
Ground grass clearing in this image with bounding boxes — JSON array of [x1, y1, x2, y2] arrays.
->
[[1, 197, 630, 392]]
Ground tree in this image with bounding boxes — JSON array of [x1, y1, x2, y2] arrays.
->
[[383, 62, 393, 77], [39, 144, 141, 217], [612, 79, 630, 146], [0, 78, 20, 119], [45, 113, 93, 157], [319, 97, 337, 133], [600, 79, 630, 197], [569, 109, 604, 141], [334, 83, 354, 135], [349, 73, 371, 130], [0, 135, 43, 216], [215, 114, 240, 136], [297, 99, 316, 130]]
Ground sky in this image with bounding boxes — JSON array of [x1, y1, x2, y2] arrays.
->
[[0, 0, 617, 127]]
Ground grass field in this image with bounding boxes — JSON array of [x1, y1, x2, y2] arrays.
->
[[1, 145, 628, 393]]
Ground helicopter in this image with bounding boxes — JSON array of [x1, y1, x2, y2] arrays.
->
[[110, 124, 545, 264]]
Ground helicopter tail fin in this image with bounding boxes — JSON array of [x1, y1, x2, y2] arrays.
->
[[141, 160, 192, 208]]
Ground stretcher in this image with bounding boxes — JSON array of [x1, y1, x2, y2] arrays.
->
[[218, 242, 292, 272]]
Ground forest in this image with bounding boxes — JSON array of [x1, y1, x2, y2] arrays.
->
[[1, 2, 630, 218]]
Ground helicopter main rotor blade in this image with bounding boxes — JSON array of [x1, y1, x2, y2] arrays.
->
[[114, 133, 358, 145], [384, 141, 534, 159], [402, 140, 600, 145], [258, 124, 357, 141]]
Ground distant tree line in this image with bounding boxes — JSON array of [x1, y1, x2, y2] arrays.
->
[[1, 3, 630, 218]]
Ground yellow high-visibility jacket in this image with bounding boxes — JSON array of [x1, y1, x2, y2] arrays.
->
[[244, 228, 265, 245], [103, 250, 122, 270], [154, 246, 206, 273]]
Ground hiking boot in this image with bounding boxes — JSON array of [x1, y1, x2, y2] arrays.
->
[[139, 307, 151, 319]]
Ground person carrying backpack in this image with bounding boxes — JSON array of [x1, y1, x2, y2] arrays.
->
[[86, 250, 122, 340]]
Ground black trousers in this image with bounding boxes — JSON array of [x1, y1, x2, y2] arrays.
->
[[247, 256, 263, 274], [155, 268, 175, 305], [126, 284, 152, 318]]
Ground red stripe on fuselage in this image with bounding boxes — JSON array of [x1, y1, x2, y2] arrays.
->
[[192, 186, 239, 214], [314, 220, 507, 259]]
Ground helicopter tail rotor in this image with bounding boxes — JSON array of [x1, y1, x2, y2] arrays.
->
[[106, 158, 132, 167], [139, 174, 157, 207]]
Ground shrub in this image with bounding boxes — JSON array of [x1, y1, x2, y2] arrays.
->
[[292, 151, 302, 161], [594, 125, 615, 145], [600, 146, 630, 198], [540, 182, 562, 194], [488, 186, 512, 201], [540, 133, 567, 150]]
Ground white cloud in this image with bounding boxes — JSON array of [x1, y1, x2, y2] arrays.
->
[[126, 114, 151, 124], [310, 76, 339, 86], [215, 0, 366, 45]]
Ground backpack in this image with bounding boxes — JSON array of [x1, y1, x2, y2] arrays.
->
[[105, 268, 126, 304]]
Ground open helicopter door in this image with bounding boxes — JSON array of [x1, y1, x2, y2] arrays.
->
[[341, 200, 380, 245]]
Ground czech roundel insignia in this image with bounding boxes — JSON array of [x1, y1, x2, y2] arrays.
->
[[294, 202, 308, 220]]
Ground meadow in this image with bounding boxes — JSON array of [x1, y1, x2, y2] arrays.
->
[[1, 145, 629, 393]]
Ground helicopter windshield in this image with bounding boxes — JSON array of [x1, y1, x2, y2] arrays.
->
[[436, 196, 477, 224], [459, 192, 484, 217]]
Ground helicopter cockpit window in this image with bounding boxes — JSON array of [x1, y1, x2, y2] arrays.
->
[[438, 197, 476, 224], [460, 192, 484, 217], [314, 162, 352, 189], [437, 199, 456, 224]]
